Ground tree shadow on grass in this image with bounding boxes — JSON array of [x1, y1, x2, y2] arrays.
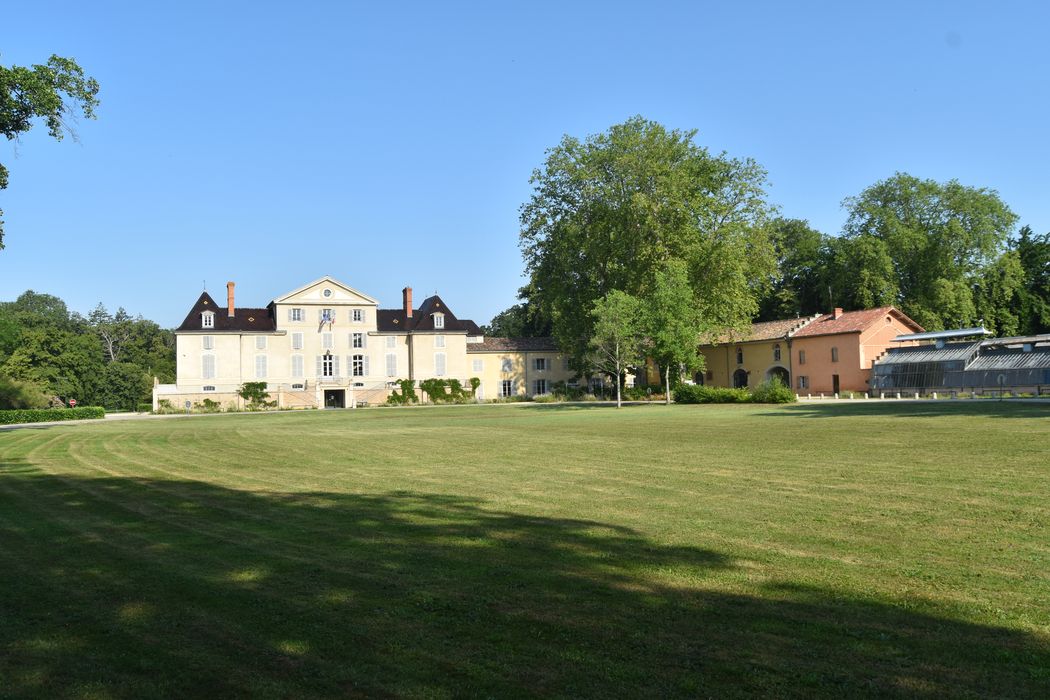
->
[[759, 400, 1050, 420], [0, 465, 1047, 698]]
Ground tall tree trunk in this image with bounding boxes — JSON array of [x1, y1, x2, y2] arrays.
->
[[665, 364, 671, 404]]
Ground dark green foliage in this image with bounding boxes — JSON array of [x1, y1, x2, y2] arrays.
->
[[0, 374, 50, 409], [136, 403, 153, 413], [469, 377, 481, 396], [750, 379, 798, 404], [0, 405, 104, 424], [1011, 225, 1050, 334], [482, 297, 553, 338], [673, 384, 752, 404], [386, 379, 419, 405], [238, 382, 275, 410], [101, 362, 152, 411], [194, 398, 223, 413]]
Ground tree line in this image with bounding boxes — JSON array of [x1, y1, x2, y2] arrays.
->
[[0, 291, 175, 410], [482, 117, 1049, 399]]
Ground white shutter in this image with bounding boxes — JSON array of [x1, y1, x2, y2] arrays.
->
[[316, 356, 323, 377], [332, 356, 340, 377], [386, 335, 396, 348], [255, 355, 267, 378], [202, 355, 215, 379], [287, 308, 292, 321], [363, 356, 370, 376], [362, 333, 368, 349], [292, 332, 303, 350], [202, 335, 213, 350], [291, 355, 303, 378], [386, 353, 397, 377], [435, 353, 446, 376]]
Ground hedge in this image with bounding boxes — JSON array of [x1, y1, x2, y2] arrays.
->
[[673, 380, 797, 404], [0, 406, 106, 425]]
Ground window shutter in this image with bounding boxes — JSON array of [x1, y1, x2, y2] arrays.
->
[[287, 308, 292, 321], [363, 356, 370, 376], [386, 353, 397, 377], [316, 356, 323, 377], [362, 333, 367, 349], [435, 353, 446, 376], [332, 356, 340, 377]]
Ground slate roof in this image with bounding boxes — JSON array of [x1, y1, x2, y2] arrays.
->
[[467, 337, 560, 353], [874, 341, 980, 365], [375, 294, 480, 333], [176, 292, 276, 332], [792, 306, 923, 338]]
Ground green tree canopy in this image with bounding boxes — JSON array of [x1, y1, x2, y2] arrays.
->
[[1, 54, 100, 248], [520, 116, 776, 368], [838, 173, 1018, 330], [588, 290, 647, 408], [644, 259, 705, 404]]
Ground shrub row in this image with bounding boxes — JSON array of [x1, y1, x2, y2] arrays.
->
[[674, 380, 796, 404], [0, 406, 106, 425]]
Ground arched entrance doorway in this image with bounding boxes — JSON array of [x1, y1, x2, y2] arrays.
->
[[767, 366, 790, 387], [732, 369, 748, 389]]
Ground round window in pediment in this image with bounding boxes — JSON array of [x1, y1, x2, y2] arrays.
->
[[323, 289, 333, 298]]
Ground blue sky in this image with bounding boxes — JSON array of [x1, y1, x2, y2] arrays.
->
[[2, 1, 1048, 328]]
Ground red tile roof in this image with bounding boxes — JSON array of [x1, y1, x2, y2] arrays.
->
[[701, 316, 817, 345], [792, 306, 923, 338]]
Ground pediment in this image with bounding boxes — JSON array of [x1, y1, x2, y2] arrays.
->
[[273, 276, 378, 305]]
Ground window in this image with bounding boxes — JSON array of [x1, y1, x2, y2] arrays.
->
[[501, 358, 512, 373], [320, 308, 333, 323], [289, 307, 304, 322], [386, 335, 396, 348], [352, 309, 364, 323], [320, 353, 336, 378], [256, 336, 267, 350], [562, 357, 570, 371], [434, 313, 444, 329], [434, 335, 445, 348], [831, 347, 839, 363], [322, 333, 333, 350], [501, 379, 514, 397], [352, 354, 368, 377], [435, 353, 446, 376], [202, 355, 215, 379], [735, 348, 743, 365], [323, 288, 332, 298], [202, 335, 213, 350], [472, 358, 483, 372], [291, 332, 303, 350], [201, 311, 214, 328], [386, 353, 397, 377], [798, 376, 809, 390], [255, 355, 267, 379], [291, 383, 304, 390], [799, 350, 806, 365], [291, 355, 304, 378], [706, 370, 713, 381], [534, 358, 547, 371], [533, 379, 548, 395], [773, 344, 781, 362], [352, 332, 365, 348], [203, 385, 215, 392]]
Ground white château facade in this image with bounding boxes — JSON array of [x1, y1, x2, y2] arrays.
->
[[156, 276, 577, 409]]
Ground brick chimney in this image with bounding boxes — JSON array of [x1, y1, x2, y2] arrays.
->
[[227, 281, 236, 317], [403, 286, 413, 318], [832, 307, 843, 320]]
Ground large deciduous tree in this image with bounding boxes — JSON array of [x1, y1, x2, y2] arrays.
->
[[1010, 225, 1050, 334], [838, 173, 1018, 330], [1, 54, 100, 249], [520, 116, 776, 368]]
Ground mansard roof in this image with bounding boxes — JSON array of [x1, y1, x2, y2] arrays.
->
[[175, 292, 275, 332], [376, 294, 480, 333]]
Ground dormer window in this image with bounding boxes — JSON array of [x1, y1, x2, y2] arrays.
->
[[201, 311, 215, 329], [434, 312, 445, 329]]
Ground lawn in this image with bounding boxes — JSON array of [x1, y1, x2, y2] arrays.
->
[[1, 402, 1048, 698]]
